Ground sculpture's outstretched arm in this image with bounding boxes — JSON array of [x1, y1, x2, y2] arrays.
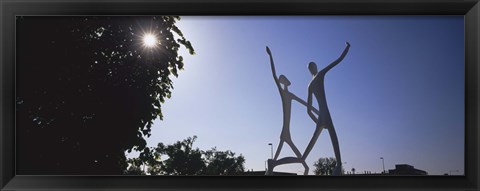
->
[[266, 46, 281, 90], [307, 91, 319, 124], [322, 42, 350, 73], [291, 93, 320, 116]]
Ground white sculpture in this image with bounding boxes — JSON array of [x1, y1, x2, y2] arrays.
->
[[265, 46, 319, 175], [265, 42, 350, 176], [305, 42, 350, 176]]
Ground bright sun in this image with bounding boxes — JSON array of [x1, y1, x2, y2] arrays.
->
[[143, 33, 157, 48]]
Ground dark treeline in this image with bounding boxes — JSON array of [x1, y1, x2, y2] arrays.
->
[[125, 136, 246, 175]]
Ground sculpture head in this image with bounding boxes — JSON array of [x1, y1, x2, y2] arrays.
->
[[279, 75, 291, 88], [308, 62, 318, 76]]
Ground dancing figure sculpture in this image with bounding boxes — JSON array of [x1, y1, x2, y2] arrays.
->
[[265, 46, 320, 175], [304, 42, 350, 176]]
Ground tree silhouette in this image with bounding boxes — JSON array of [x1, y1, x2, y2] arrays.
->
[[203, 147, 245, 175], [16, 16, 194, 175], [313, 157, 342, 175], [153, 136, 205, 175], [124, 136, 246, 175]]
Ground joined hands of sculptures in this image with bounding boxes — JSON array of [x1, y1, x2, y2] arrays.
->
[[265, 42, 350, 176]]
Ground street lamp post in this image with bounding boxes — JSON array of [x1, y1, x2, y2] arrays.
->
[[380, 157, 385, 174], [268, 143, 273, 159]]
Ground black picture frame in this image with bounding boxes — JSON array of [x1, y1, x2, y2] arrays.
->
[[1, 0, 478, 190]]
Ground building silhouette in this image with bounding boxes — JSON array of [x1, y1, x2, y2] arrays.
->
[[346, 164, 428, 176], [388, 164, 428, 175]]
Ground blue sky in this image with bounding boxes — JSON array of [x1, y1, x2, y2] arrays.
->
[[131, 16, 464, 175]]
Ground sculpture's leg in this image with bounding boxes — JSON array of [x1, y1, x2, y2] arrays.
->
[[266, 155, 301, 175], [286, 140, 302, 161], [269, 157, 301, 167], [302, 124, 325, 160], [327, 124, 342, 176], [332, 164, 342, 176], [273, 140, 284, 161], [285, 140, 309, 175], [267, 156, 309, 175], [302, 161, 309, 175], [265, 140, 285, 175], [266, 159, 275, 175]]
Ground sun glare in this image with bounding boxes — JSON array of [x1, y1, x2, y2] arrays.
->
[[143, 33, 157, 48]]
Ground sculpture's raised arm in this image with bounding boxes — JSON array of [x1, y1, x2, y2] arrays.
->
[[322, 42, 350, 73], [266, 46, 281, 90]]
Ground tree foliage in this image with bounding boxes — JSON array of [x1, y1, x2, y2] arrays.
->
[[154, 136, 205, 175], [203, 147, 245, 175], [124, 136, 246, 175], [16, 16, 194, 174], [313, 157, 339, 175]]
